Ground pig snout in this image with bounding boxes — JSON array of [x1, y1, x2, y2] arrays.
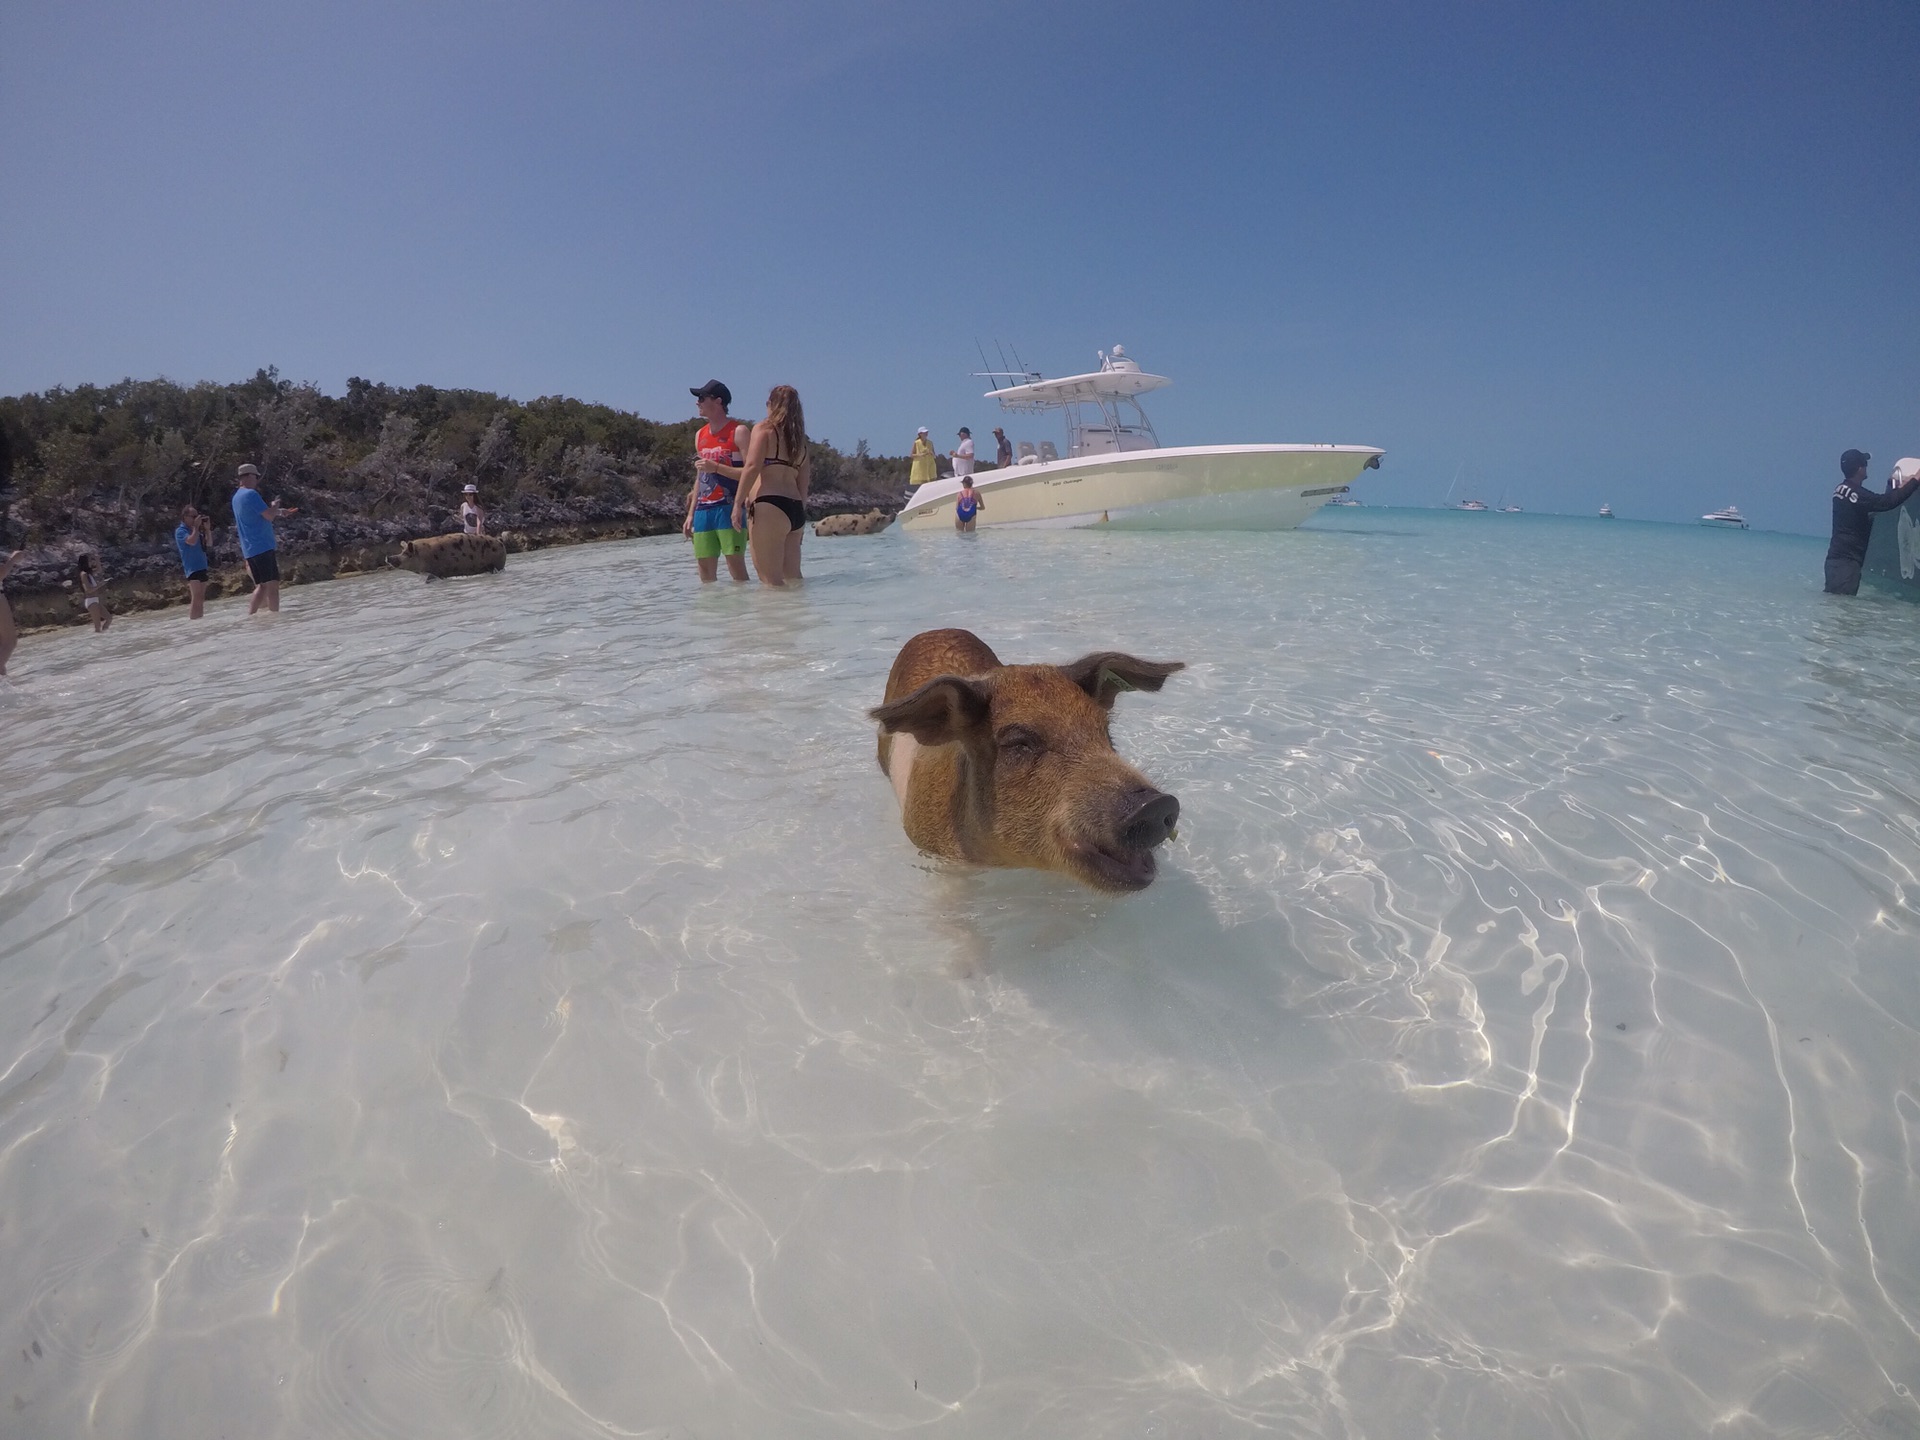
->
[[1064, 785, 1182, 892], [1120, 790, 1180, 851]]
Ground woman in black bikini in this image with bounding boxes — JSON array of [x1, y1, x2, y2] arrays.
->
[[733, 385, 810, 587]]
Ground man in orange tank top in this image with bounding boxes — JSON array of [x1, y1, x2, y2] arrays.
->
[[683, 379, 750, 583]]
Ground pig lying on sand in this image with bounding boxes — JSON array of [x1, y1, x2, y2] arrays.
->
[[870, 628, 1184, 892], [388, 534, 507, 579]]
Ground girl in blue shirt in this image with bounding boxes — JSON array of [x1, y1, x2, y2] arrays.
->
[[175, 505, 212, 618]]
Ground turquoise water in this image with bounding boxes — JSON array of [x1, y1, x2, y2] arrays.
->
[[2, 510, 1918, 1438]]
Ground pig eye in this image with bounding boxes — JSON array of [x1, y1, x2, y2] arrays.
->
[[996, 725, 1044, 756]]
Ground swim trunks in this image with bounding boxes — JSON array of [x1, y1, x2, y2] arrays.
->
[[247, 549, 281, 584], [690, 504, 745, 559], [184, 568, 209, 585]]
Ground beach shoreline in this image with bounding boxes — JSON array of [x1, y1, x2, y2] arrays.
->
[[5, 492, 899, 633]]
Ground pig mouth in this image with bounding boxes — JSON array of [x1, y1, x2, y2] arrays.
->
[[1068, 839, 1159, 892]]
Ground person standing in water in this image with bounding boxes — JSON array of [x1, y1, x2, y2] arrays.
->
[[682, 379, 750, 584], [76, 555, 111, 632], [954, 476, 983, 532], [909, 427, 936, 487], [1826, 448, 1920, 595], [232, 462, 297, 614], [460, 484, 487, 535], [733, 385, 810, 587], [0, 549, 22, 675], [175, 504, 212, 619]]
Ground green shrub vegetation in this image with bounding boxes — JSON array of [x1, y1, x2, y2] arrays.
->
[[0, 369, 907, 545]]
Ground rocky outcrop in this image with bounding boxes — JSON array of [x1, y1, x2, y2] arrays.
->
[[813, 509, 894, 537]]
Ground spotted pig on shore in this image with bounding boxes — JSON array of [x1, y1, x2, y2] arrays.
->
[[388, 534, 507, 580]]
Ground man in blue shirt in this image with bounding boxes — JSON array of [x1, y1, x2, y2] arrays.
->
[[175, 504, 212, 619], [232, 463, 297, 614]]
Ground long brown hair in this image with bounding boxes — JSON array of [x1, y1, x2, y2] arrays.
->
[[765, 386, 806, 462]]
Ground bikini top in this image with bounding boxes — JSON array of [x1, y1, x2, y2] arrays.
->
[[762, 438, 803, 471]]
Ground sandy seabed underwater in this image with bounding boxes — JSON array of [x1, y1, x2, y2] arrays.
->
[[2, 509, 1919, 1438]]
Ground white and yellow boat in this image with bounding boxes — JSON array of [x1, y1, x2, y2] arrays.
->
[[897, 346, 1383, 533]]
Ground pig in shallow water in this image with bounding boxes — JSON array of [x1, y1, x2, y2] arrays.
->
[[870, 628, 1184, 892], [387, 534, 507, 579]]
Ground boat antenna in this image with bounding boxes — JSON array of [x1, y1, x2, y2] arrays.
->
[[993, 339, 1028, 384], [975, 337, 994, 382], [1443, 459, 1463, 507], [1009, 342, 1035, 380]]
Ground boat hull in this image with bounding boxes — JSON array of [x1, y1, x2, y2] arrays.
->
[[1863, 490, 1920, 600], [897, 444, 1383, 533]]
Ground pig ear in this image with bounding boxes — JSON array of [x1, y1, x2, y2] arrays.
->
[[869, 676, 991, 745], [1059, 653, 1185, 709]]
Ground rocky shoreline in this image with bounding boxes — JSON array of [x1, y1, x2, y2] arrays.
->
[[5, 491, 900, 631]]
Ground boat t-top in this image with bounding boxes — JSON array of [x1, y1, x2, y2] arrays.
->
[[896, 346, 1383, 532], [1701, 504, 1749, 529]]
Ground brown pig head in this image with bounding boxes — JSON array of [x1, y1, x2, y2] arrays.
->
[[870, 644, 1185, 892]]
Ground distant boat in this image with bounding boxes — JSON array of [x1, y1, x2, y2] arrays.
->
[[1497, 503, 1523, 513], [1701, 505, 1748, 529], [1326, 492, 1362, 507], [1599, 503, 1615, 518], [1457, 499, 1489, 511]]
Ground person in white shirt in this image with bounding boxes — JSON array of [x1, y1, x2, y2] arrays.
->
[[950, 427, 975, 478], [460, 484, 487, 535]]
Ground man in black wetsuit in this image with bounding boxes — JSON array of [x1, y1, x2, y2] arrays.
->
[[1825, 448, 1920, 595]]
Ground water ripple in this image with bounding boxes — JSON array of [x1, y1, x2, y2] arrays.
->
[[2, 516, 1918, 1436]]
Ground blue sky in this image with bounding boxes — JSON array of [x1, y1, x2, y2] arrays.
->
[[3, 1, 1916, 532]]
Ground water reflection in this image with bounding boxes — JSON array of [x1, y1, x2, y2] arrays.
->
[[1, 518, 1917, 1437]]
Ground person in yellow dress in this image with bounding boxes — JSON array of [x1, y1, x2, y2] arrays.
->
[[909, 426, 936, 486]]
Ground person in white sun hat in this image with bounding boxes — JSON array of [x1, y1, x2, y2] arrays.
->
[[460, 483, 487, 536]]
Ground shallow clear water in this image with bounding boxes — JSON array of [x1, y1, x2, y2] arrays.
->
[[3, 511, 1919, 1438]]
